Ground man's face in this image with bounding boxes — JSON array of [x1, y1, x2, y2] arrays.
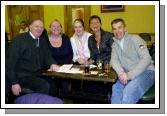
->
[[112, 21, 126, 40], [29, 20, 44, 38]]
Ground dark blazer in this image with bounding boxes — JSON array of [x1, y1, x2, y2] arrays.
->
[[6, 32, 56, 85]]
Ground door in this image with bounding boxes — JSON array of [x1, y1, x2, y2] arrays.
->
[[7, 5, 44, 39], [65, 5, 91, 37]]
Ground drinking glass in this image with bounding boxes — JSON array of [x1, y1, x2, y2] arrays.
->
[[104, 62, 111, 73], [96, 58, 102, 70], [84, 62, 90, 74]]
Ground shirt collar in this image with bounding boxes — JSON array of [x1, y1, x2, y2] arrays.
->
[[118, 36, 124, 43], [29, 32, 39, 39]]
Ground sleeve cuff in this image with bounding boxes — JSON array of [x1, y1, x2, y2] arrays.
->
[[128, 71, 135, 80]]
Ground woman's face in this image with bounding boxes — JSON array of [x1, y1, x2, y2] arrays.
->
[[50, 21, 62, 36], [74, 21, 84, 36], [90, 18, 101, 33]]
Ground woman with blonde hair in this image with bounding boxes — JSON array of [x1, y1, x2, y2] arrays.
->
[[48, 19, 73, 64], [47, 19, 73, 95]]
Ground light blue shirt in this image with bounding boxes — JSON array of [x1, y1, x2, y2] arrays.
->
[[117, 37, 125, 50]]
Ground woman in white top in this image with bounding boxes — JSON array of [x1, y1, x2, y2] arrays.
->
[[70, 19, 92, 65]]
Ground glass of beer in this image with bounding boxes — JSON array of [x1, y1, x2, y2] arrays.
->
[[104, 62, 111, 73]]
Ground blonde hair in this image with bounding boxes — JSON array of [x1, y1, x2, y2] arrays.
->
[[49, 19, 62, 28]]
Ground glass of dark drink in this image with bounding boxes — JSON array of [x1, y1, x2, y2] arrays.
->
[[84, 64, 90, 74]]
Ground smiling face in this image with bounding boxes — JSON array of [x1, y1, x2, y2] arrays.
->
[[50, 21, 62, 36], [29, 20, 44, 38], [74, 21, 84, 36], [112, 21, 127, 40], [90, 18, 101, 33]]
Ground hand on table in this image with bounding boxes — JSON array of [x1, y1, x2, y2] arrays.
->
[[50, 64, 60, 71]]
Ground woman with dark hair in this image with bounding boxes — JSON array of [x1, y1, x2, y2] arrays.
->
[[88, 15, 114, 66], [83, 15, 114, 96]]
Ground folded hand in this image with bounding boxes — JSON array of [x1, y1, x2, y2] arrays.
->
[[50, 64, 60, 71], [118, 72, 130, 85]]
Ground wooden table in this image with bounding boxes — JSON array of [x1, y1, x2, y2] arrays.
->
[[42, 65, 117, 83], [42, 65, 117, 103]]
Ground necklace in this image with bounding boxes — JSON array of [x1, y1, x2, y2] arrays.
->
[[50, 36, 62, 48]]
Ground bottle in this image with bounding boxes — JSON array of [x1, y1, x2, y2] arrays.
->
[[96, 57, 102, 70]]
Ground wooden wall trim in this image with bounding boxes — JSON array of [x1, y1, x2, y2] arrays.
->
[[130, 33, 155, 36]]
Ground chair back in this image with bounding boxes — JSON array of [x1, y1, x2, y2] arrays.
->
[[149, 43, 155, 65], [139, 33, 151, 41]]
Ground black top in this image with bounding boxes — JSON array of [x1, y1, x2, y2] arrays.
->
[[6, 32, 56, 85], [48, 34, 73, 65], [88, 29, 114, 65]]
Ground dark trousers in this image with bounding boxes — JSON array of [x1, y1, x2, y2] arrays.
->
[[19, 76, 50, 94], [41, 77, 58, 96], [6, 76, 50, 104], [83, 81, 111, 95]]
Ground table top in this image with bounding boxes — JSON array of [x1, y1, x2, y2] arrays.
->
[[42, 65, 117, 83]]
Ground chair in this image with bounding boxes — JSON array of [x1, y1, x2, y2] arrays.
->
[[149, 42, 155, 65], [138, 84, 155, 104], [138, 42, 155, 104], [139, 33, 151, 41]]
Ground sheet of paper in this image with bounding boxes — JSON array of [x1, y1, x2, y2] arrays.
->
[[48, 64, 73, 72], [56, 64, 83, 73], [70, 68, 80, 71], [62, 70, 83, 74], [59, 64, 73, 70]]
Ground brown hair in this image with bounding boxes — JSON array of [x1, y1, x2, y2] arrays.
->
[[111, 18, 126, 28], [73, 18, 85, 28], [89, 15, 102, 25]]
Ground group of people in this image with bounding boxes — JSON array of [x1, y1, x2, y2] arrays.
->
[[6, 15, 155, 104]]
